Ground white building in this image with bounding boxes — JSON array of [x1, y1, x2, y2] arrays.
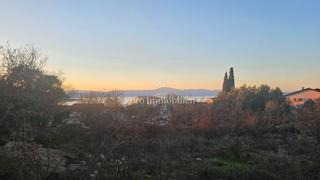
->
[[285, 88, 320, 107]]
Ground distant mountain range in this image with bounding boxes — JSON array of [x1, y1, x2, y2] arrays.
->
[[69, 87, 219, 98]]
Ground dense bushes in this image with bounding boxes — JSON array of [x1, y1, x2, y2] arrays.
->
[[0, 45, 67, 180], [211, 85, 290, 129], [0, 45, 66, 138]]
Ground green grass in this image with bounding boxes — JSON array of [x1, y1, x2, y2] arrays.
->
[[208, 158, 252, 172]]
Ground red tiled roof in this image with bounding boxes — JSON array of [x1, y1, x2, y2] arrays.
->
[[285, 88, 320, 97]]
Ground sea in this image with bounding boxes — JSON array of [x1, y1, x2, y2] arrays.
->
[[62, 96, 215, 106]]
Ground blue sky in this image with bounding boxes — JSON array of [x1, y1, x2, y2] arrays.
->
[[0, 0, 319, 90]]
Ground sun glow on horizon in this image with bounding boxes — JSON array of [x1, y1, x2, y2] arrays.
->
[[1, 0, 320, 92]]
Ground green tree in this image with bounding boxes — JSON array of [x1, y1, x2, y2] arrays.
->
[[228, 67, 235, 90], [0, 44, 68, 179], [213, 84, 289, 127], [0, 44, 66, 141], [222, 72, 228, 92], [222, 67, 235, 92]]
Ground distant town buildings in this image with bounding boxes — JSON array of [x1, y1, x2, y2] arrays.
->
[[204, 97, 215, 104], [285, 88, 320, 107]]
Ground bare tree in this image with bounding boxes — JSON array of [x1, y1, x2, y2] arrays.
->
[[0, 43, 66, 179]]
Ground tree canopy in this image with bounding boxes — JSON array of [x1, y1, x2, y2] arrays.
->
[[0, 44, 66, 140], [222, 67, 235, 92]]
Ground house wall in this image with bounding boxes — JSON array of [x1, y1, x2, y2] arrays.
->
[[287, 90, 320, 106]]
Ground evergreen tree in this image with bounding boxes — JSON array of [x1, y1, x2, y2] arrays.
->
[[222, 67, 235, 92], [223, 72, 228, 92], [228, 67, 235, 90]]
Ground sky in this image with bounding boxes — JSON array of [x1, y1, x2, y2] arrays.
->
[[0, 0, 319, 91]]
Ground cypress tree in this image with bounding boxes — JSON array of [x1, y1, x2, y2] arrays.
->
[[223, 72, 228, 92], [228, 67, 235, 90]]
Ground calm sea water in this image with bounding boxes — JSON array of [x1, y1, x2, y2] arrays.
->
[[63, 96, 215, 106]]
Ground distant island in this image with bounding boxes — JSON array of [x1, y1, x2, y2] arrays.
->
[[69, 87, 220, 98]]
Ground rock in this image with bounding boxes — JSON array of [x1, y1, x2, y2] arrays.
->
[[0, 141, 81, 173]]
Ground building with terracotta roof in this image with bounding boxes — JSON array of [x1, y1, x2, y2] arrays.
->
[[285, 88, 320, 107]]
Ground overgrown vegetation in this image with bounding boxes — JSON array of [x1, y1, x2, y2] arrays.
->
[[0, 44, 319, 180]]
